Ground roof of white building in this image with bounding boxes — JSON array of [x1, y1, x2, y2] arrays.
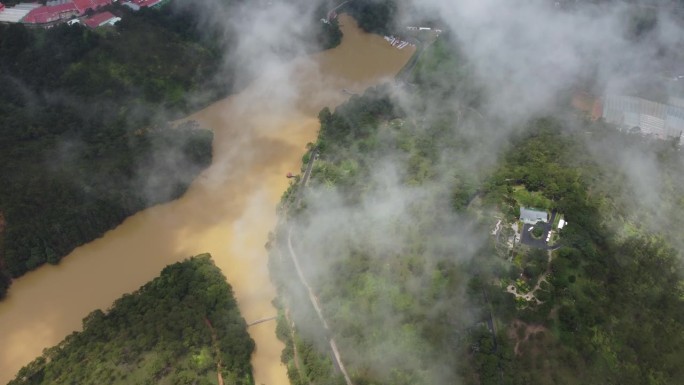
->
[[520, 207, 548, 223], [0, 3, 41, 23], [602, 95, 684, 138]]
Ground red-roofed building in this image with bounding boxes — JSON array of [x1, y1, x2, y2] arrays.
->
[[132, 0, 162, 8], [84, 10, 119, 28], [22, 0, 113, 26], [23, 2, 78, 24], [0, 3, 6, 13], [73, 0, 112, 14]]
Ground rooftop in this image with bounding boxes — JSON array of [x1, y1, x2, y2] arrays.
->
[[23, 2, 77, 24], [73, 0, 111, 13], [121, 1, 140, 10], [0, 3, 41, 23], [132, 0, 162, 7], [520, 207, 548, 224], [84, 10, 117, 28], [602, 94, 684, 139]]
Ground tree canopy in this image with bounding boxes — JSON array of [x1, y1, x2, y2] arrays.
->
[[0, 3, 225, 296], [9, 255, 255, 385], [269, 29, 684, 385]]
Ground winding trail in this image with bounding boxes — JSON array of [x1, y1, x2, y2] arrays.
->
[[299, 150, 318, 193], [328, 0, 350, 16], [287, 148, 353, 385], [286, 227, 353, 385], [506, 249, 555, 304], [204, 318, 225, 385], [285, 308, 313, 385], [0, 14, 414, 385], [282, 148, 354, 385]]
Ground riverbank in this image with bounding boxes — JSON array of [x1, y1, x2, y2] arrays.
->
[[0, 13, 414, 385]]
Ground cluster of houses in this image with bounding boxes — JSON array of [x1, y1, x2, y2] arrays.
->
[[0, 0, 163, 28]]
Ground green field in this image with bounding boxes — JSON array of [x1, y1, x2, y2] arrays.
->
[[512, 185, 553, 210]]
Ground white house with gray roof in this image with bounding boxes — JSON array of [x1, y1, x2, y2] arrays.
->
[[520, 207, 548, 225]]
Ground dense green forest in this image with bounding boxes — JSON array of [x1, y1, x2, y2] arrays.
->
[[9, 255, 255, 385], [0, 0, 343, 298], [0, 3, 225, 297], [468, 120, 684, 385], [313, 1, 343, 50], [269, 27, 684, 385], [344, 0, 398, 35]]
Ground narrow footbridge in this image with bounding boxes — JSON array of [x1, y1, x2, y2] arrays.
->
[[247, 316, 277, 327]]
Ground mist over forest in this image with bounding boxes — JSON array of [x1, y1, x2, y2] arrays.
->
[[0, 0, 338, 296], [269, 0, 684, 384], [2, 0, 684, 384]]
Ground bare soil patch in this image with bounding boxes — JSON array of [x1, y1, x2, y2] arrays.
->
[[508, 319, 549, 356]]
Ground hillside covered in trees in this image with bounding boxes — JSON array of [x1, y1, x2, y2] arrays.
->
[[9, 255, 255, 385], [0, 3, 230, 297], [344, 0, 398, 35], [468, 120, 684, 385], [268, 27, 684, 385], [0, 0, 345, 298]]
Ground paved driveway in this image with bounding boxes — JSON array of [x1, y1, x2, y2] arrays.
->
[[520, 211, 557, 249], [521, 223, 549, 248]]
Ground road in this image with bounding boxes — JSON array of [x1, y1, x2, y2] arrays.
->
[[507, 246, 557, 304], [286, 147, 353, 385], [204, 318, 225, 385], [285, 308, 313, 385], [481, 287, 504, 385], [300, 149, 317, 188], [327, 0, 350, 18], [286, 228, 353, 385]]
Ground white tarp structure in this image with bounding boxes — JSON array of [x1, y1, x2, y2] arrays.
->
[[0, 3, 41, 23], [602, 95, 684, 139]]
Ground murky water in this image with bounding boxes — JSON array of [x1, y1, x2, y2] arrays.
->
[[0, 15, 413, 385]]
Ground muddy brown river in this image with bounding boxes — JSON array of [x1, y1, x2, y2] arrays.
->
[[0, 15, 413, 385]]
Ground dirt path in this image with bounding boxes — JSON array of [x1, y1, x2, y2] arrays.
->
[[508, 319, 548, 356], [506, 249, 554, 303], [286, 228, 353, 385], [204, 318, 224, 385], [283, 148, 354, 385], [285, 308, 314, 385], [0, 14, 415, 385]]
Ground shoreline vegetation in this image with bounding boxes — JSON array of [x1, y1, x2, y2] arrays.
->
[[267, 17, 684, 385], [3, 1, 683, 385], [1, 6, 406, 384], [0, 0, 346, 298], [8, 255, 255, 385], [0, 2, 225, 298]]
